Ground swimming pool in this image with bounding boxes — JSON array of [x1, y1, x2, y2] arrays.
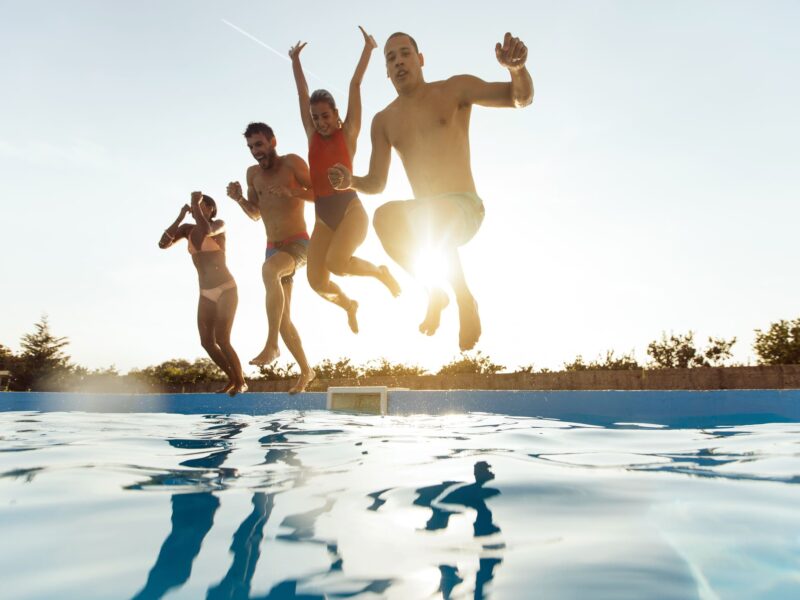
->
[[1, 390, 799, 599]]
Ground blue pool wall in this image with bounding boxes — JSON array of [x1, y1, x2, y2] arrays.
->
[[2, 389, 799, 427]]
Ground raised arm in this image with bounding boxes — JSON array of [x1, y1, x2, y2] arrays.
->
[[289, 41, 315, 139], [190, 191, 225, 238], [342, 26, 377, 150], [328, 112, 391, 195], [158, 204, 191, 249], [227, 169, 261, 221], [496, 32, 533, 107], [452, 32, 533, 109]]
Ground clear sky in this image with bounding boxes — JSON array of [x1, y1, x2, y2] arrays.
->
[[2, 0, 799, 374]]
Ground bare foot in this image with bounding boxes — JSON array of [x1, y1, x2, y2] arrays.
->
[[378, 265, 401, 297], [288, 369, 316, 395], [215, 380, 235, 394], [228, 381, 248, 397], [249, 344, 280, 366], [419, 289, 450, 336], [457, 295, 481, 351], [346, 300, 359, 334]]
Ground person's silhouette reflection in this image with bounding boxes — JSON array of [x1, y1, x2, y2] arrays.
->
[[206, 492, 274, 599], [413, 461, 503, 600], [131, 492, 220, 600], [130, 418, 244, 599], [414, 461, 501, 537]]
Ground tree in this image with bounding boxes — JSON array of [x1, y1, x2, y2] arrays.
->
[[362, 358, 427, 377], [438, 351, 505, 376], [0, 344, 15, 370], [753, 318, 800, 365], [647, 331, 736, 368], [15, 315, 74, 390], [564, 350, 640, 371]]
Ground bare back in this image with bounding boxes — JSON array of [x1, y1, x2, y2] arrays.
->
[[380, 79, 475, 198], [247, 155, 308, 241]]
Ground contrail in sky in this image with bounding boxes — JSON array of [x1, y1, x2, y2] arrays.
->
[[221, 19, 343, 94]]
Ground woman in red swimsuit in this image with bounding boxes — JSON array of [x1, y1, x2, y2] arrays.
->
[[158, 191, 247, 396], [289, 26, 400, 334]]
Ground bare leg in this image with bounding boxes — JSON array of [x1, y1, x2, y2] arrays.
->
[[197, 295, 234, 389], [307, 220, 358, 333], [251, 253, 296, 365], [326, 203, 401, 297], [373, 198, 481, 348], [419, 288, 450, 337], [279, 281, 316, 395], [213, 287, 247, 395], [445, 250, 481, 351]]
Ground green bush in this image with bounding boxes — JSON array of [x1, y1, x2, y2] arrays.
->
[[753, 318, 800, 365], [438, 351, 505, 375]]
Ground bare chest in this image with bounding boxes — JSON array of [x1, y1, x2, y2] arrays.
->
[[386, 93, 470, 153], [252, 166, 297, 210]]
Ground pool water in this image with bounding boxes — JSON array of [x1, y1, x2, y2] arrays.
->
[[1, 410, 799, 599]]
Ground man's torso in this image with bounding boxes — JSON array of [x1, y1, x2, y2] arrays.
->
[[249, 158, 307, 241], [382, 80, 476, 198]]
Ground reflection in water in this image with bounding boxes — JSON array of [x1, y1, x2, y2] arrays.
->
[[207, 493, 274, 600], [131, 492, 220, 600], [278, 498, 336, 542], [415, 461, 502, 538], [412, 461, 504, 599], [131, 417, 245, 600], [3, 412, 787, 598]]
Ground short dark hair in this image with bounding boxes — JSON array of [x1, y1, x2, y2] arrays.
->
[[386, 32, 419, 53], [201, 194, 217, 220], [243, 122, 274, 139], [309, 89, 337, 110]]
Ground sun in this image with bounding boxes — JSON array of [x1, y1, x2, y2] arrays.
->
[[412, 247, 452, 288]]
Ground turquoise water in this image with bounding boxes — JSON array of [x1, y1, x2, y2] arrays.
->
[[1, 410, 799, 599]]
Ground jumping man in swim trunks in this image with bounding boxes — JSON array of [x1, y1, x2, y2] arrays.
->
[[329, 32, 533, 351], [227, 122, 315, 394]]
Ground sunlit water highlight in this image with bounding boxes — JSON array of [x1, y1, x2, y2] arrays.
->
[[1, 411, 799, 599]]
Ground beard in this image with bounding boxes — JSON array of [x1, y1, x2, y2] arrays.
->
[[258, 149, 277, 169]]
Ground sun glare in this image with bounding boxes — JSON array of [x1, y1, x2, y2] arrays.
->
[[413, 248, 451, 288]]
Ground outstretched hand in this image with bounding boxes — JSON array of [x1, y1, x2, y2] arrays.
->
[[226, 181, 243, 201], [190, 191, 203, 206], [179, 203, 191, 218], [328, 163, 352, 190], [495, 32, 528, 71], [289, 40, 307, 61], [358, 25, 377, 50]]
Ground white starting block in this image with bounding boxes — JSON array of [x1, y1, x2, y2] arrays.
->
[[327, 386, 404, 415]]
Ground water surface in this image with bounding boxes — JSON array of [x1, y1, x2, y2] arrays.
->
[[1, 410, 799, 599]]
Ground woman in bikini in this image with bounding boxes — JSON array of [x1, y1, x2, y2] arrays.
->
[[158, 191, 247, 396], [289, 26, 400, 333]]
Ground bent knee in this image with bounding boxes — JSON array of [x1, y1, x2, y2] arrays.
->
[[325, 256, 348, 277], [372, 203, 393, 233], [262, 264, 285, 285], [373, 202, 406, 238], [307, 272, 327, 294]]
